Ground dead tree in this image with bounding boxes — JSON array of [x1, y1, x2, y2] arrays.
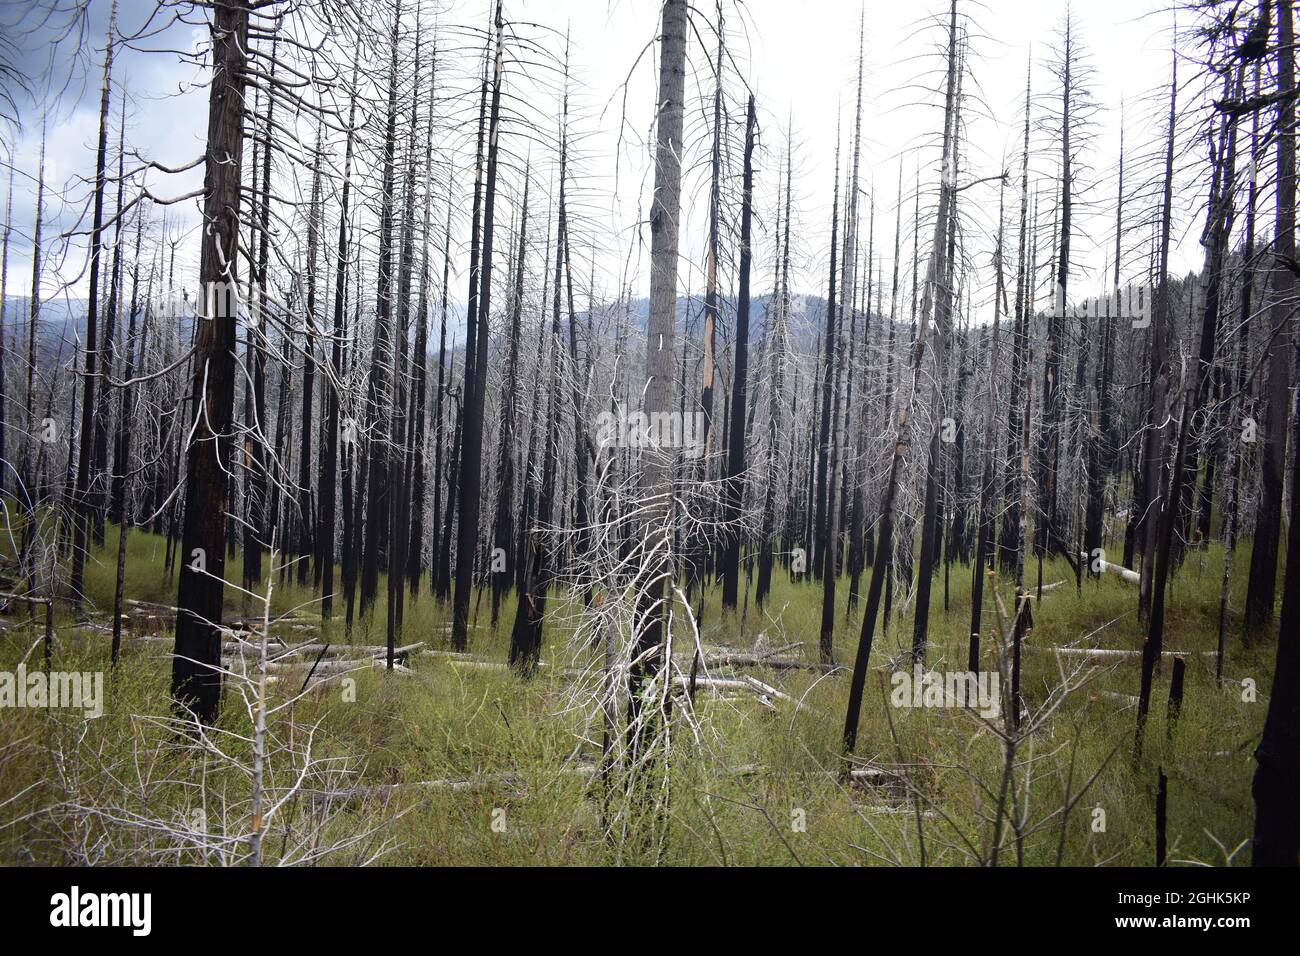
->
[[1251, 0, 1298, 860], [1245, 0, 1293, 632], [172, 0, 252, 724], [816, 130, 843, 665], [452, 0, 504, 650], [969, 182, 1007, 671], [359, 7, 402, 618], [1137, 51, 1178, 621], [628, 0, 687, 761], [846, 0, 959, 753], [69, 0, 118, 610], [720, 96, 757, 612], [493, 172, 529, 629], [910, 8, 962, 665], [318, 56, 359, 621]]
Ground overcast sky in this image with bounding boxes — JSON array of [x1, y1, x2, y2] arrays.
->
[[0, 0, 1212, 325]]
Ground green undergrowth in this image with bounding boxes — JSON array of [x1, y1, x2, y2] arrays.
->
[[0, 518, 1276, 866]]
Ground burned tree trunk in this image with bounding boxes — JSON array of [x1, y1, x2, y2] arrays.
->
[[70, 0, 118, 609], [452, 0, 505, 650], [492, 173, 529, 629], [816, 132, 843, 666], [318, 60, 358, 621], [359, 10, 402, 618], [1251, 0, 1300, 867], [846, 0, 959, 751], [720, 97, 757, 612], [296, 121, 324, 588], [1138, 54, 1177, 621], [1246, 0, 1294, 633], [172, 0, 251, 724], [969, 185, 1006, 671]]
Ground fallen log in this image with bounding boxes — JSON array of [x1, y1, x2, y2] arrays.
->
[[1029, 645, 1218, 660], [1098, 690, 1140, 706], [1078, 552, 1140, 583], [308, 764, 600, 809], [699, 649, 834, 674]]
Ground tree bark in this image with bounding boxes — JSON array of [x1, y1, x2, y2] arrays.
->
[[172, 0, 250, 725]]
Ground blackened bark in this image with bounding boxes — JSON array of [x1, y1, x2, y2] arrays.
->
[[848, 0, 958, 750], [70, 0, 117, 609], [453, 1, 504, 650], [721, 98, 757, 611], [296, 121, 323, 588], [359, 10, 402, 617], [172, 0, 250, 724], [1246, 0, 1293, 632], [319, 60, 358, 620]]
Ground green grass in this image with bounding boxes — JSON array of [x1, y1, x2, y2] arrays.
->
[[0, 517, 1277, 866]]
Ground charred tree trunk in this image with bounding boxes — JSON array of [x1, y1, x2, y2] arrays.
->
[[70, 0, 117, 609], [318, 60, 358, 620], [492, 173, 529, 629], [359, 10, 402, 618], [1252, 4, 1299, 855], [1246, 0, 1294, 633], [452, 1, 504, 650], [171, 0, 250, 724], [816, 133, 843, 665], [721, 97, 757, 612], [296, 121, 324, 588], [847, 0, 959, 751]]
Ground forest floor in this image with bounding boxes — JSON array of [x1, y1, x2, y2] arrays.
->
[[0, 518, 1277, 865]]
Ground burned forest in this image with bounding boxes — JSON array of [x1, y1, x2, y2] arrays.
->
[[0, 0, 1297, 887]]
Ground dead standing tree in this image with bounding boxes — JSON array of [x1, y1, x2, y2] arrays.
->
[[172, 0, 252, 723], [68, 0, 118, 611], [452, 0, 505, 651], [1251, 0, 1299, 866], [628, 0, 687, 763], [720, 97, 757, 612], [1246, 0, 1293, 633], [845, 0, 960, 755]]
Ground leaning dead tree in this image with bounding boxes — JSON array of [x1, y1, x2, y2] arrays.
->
[[844, 0, 962, 756]]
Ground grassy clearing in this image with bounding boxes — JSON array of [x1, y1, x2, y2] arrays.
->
[[0, 519, 1275, 866]]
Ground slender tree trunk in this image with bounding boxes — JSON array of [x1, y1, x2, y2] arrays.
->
[[721, 98, 757, 612], [910, 3, 960, 665], [1138, 53, 1178, 620], [296, 121, 324, 588], [359, 10, 402, 617], [172, 0, 250, 724], [70, 0, 118, 608], [628, 0, 687, 761], [1000, 62, 1032, 573], [1246, 0, 1294, 632], [318, 59, 358, 620], [407, 45, 438, 594], [492, 174, 529, 628], [452, 0, 504, 650], [970, 184, 1006, 671], [816, 133, 844, 665], [1252, 4, 1299, 854], [847, 0, 959, 751]]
